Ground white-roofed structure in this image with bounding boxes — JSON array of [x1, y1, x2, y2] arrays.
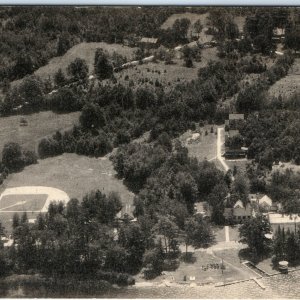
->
[[268, 213, 300, 232]]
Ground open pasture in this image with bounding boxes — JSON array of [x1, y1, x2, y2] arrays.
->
[[2, 153, 134, 217], [12, 42, 137, 86], [178, 125, 218, 163], [115, 47, 219, 90], [0, 111, 80, 155], [0, 186, 70, 232], [267, 58, 300, 100]]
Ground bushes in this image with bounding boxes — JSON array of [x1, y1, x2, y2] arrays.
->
[[96, 271, 135, 286], [1, 142, 37, 172], [38, 128, 113, 159], [235, 52, 294, 114], [48, 87, 82, 113], [38, 137, 63, 159]]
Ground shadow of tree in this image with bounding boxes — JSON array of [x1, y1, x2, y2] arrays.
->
[[180, 252, 197, 264]]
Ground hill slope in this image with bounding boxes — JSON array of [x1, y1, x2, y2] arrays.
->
[[12, 42, 137, 86]]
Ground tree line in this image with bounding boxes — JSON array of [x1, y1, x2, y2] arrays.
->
[[0, 6, 183, 84], [239, 214, 300, 268], [0, 185, 215, 282]]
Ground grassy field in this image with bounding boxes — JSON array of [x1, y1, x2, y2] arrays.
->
[[0, 111, 80, 155], [114, 47, 219, 90], [178, 124, 218, 162], [138, 249, 252, 285], [267, 58, 300, 100], [12, 42, 137, 86], [1, 153, 134, 216], [213, 248, 253, 279], [212, 226, 240, 243]]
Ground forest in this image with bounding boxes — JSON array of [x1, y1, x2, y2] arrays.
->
[[0, 6, 300, 291]]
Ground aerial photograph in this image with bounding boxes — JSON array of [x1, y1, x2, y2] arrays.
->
[[0, 5, 299, 298]]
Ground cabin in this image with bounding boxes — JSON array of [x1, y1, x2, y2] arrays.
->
[[224, 200, 253, 224], [225, 114, 245, 132], [194, 201, 211, 219], [249, 194, 274, 212], [224, 148, 247, 159], [224, 113, 246, 159], [140, 37, 159, 49], [273, 27, 285, 42]]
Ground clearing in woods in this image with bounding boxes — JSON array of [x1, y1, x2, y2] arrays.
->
[[0, 111, 80, 155], [12, 42, 137, 86], [267, 58, 300, 100], [178, 125, 218, 162], [0, 186, 70, 232], [1, 153, 134, 220], [113, 47, 219, 89]]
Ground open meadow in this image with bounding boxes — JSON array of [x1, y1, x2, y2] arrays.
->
[[1, 152, 134, 216], [114, 47, 219, 90], [12, 42, 137, 86], [0, 111, 80, 155], [178, 124, 218, 162], [267, 58, 300, 100]]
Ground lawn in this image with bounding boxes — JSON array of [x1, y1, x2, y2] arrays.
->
[[2, 153, 134, 216], [12, 42, 137, 86], [213, 248, 254, 279], [0, 111, 80, 156], [138, 250, 252, 285], [178, 124, 218, 162], [212, 225, 240, 243]]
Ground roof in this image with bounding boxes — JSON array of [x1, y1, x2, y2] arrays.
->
[[259, 195, 272, 207], [229, 113, 244, 120], [228, 129, 240, 138], [269, 213, 300, 224], [249, 194, 273, 206], [234, 200, 244, 209], [174, 45, 183, 51], [194, 201, 211, 216], [249, 194, 257, 200], [273, 27, 285, 36], [140, 37, 158, 44], [198, 34, 213, 44]]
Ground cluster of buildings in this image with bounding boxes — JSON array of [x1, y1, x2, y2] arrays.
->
[[224, 113, 248, 159], [195, 194, 300, 233]]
